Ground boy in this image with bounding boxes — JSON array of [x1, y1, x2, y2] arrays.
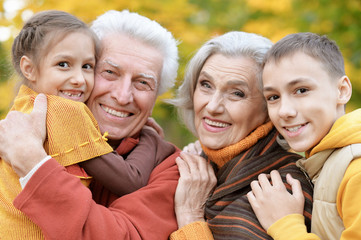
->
[[247, 32, 361, 239]]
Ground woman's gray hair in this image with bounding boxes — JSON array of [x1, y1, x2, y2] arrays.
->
[[172, 31, 272, 135], [91, 10, 179, 95]]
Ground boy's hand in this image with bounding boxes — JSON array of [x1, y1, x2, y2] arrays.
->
[[0, 94, 48, 177], [247, 170, 305, 230]]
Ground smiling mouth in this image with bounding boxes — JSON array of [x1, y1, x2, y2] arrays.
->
[[204, 118, 230, 128], [61, 90, 83, 98], [285, 124, 306, 132], [101, 105, 131, 118]]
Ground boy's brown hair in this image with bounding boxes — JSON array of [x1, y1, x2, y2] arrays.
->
[[263, 32, 345, 80]]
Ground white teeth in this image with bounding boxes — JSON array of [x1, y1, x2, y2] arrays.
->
[[101, 105, 130, 118], [204, 118, 230, 128], [286, 125, 302, 132], [62, 91, 82, 97]]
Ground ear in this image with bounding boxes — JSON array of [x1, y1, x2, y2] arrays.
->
[[20, 55, 37, 82], [337, 75, 352, 105]]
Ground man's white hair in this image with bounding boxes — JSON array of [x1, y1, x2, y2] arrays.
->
[[91, 10, 179, 95]]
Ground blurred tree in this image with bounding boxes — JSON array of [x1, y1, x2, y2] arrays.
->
[[0, 0, 360, 148]]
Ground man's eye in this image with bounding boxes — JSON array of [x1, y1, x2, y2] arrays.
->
[[134, 80, 153, 91]]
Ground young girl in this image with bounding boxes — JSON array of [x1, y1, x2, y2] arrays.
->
[[0, 10, 174, 239]]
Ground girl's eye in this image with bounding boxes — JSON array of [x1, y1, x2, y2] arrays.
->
[[83, 63, 94, 70], [295, 88, 308, 94], [58, 62, 69, 68]]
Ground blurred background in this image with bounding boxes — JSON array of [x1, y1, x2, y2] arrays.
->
[[0, 0, 360, 148]]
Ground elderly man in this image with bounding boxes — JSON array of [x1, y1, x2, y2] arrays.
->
[[0, 10, 180, 239]]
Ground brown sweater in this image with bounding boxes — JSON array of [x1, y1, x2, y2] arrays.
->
[[81, 127, 176, 204]]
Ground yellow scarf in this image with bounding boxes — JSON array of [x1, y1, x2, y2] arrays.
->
[[201, 121, 273, 168], [0, 85, 113, 239]]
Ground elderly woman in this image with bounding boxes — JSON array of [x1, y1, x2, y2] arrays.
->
[[170, 31, 313, 239]]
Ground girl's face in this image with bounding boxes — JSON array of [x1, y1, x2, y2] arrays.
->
[[29, 31, 96, 102]]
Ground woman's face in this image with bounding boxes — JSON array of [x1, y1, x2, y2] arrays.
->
[[193, 54, 268, 150]]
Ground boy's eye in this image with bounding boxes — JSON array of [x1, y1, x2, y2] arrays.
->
[[58, 62, 69, 68], [267, 95, 279, 101], [295, 88, 308, 94]]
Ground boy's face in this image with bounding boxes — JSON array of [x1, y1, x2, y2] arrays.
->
[[262, 52, 345, 153]]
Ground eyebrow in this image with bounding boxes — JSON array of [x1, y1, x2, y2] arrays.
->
[[104, 59, 119, 68], [199, 71, 249, 87], [104, 59, 157, 84], [263, 78, 310, 92]]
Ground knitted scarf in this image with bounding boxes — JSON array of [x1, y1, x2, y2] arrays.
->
[[203, 124, 313, 240]]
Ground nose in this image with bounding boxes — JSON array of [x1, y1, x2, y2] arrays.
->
[[111, 75, 133, 105], [70, 69, 86, 86], [278, 97, 297, 120], [205, 91, 224, 114]]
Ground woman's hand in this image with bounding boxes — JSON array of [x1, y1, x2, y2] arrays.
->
[[247, 170, 305, 231], [182, 140, 202, 155], [0, 94, 48, 177], [174, 151, 217, 228]]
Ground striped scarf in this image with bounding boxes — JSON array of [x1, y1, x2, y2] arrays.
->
[[203, 124, 313, 239]]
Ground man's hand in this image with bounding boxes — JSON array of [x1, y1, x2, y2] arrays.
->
[[0, 94, 48, 177], [247, 170, 305, 231], [174, 152, 217, 228]]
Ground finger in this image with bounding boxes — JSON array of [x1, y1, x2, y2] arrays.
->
[[180, 152, 200, 174], [269, 170, 286, 189], [246, 191, 259, 208], [250, 180, 263, 198], [31, 93, 48, 119], [146, 117, 164, 138], [175, 157, 191, 178], [258, 173, 272, 189], [194, 140, 202, 155], [286, 174, 304, 201]]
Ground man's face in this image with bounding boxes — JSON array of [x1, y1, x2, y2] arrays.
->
[[87, 34, 163, 141]]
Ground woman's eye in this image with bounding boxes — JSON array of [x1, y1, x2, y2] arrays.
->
[[58, 62, 69, 68], [200, 80, 211, 89], [295, 88, 308, 94], [233, 90, 245, 98]]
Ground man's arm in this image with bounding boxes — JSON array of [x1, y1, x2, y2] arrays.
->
[[14, 150, 180, 240]]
